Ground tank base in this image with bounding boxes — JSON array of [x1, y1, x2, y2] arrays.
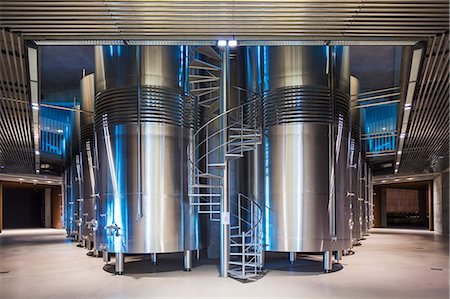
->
[[289, 252, 297, 264], [323, 251, 333, 273], [184, 250, 192, 271], [115, 253, 124, 275]]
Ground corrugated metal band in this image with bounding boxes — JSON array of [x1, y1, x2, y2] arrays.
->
[[263, 86, 350, 128], [95, 86, 196, 128], [80, 122, 94, 147]]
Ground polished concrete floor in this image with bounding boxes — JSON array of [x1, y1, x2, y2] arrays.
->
[[0, 228, 448, 299]]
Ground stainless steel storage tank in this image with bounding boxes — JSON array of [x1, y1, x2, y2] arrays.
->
[[94, 46, 202, 274], [261, 46, 350, 270], [350, 76, 363, 242], [79, 73, 97, 251]]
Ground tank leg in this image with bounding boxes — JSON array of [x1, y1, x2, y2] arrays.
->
[[334, 250, 342, 263], [184, 250, 192, 272], [151, 253, 157, 265], [260, 251, 265, 269], [115, 253, 124, 275], [342, 249, 349, 256], [103, 250, 109, 264], [323, 251, 333, 273], [196, 249, 200, 260], [289, 252, 296, 264]]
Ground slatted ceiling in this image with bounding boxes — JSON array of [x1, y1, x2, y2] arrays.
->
[[0, 1, 448, 40], [399, 32, 449, 174], [0, 30, 35, 174]]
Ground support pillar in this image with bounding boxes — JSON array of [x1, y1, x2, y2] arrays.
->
[[219, 46, 230, 278]]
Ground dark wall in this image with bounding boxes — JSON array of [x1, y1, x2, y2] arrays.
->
[[3, 188, 44, 228]]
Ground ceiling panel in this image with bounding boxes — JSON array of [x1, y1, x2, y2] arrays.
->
[[400, 33, 449, 174], [0, 29, 35, 174], [0, 0, 448, 41]]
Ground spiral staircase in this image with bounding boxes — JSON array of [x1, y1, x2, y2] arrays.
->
[[188, 46, 264, 280]]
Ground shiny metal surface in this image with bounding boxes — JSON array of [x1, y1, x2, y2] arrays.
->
[[80, 74, 96, 245], [262, 46, 350, 252], [95, 45, 202, 254], [350, 76, 363, 241]]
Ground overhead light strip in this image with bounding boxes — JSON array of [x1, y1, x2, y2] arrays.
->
[[33, 39, 419, 46]]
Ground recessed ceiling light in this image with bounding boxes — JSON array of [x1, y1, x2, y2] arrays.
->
[[228, 40, 238, 47], [33, 179, 37, 182], [396, 161, 400, 165], [407, 177, 414, 180], [47, 181, 52, 184], [381, 180, 387, 183], [19, 178, 24, 181], [397, 151, 402, 155], [394, 179, 400, 182], [217, 40, 227, 47]]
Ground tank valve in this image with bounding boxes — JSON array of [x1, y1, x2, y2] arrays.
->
[[106, 223, 121, 237]]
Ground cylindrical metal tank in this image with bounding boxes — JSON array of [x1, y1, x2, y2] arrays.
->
[[262, 46, 350, 252], [94, 45, 202, 255], [79, 73, 96, 249], [350, 76, 363, 242]]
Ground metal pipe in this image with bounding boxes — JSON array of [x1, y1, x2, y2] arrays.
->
[[184, 250, 192, 271], [219, 46, 230, 278], [323, 251, 333, 273], [115, 253, 124, 275]]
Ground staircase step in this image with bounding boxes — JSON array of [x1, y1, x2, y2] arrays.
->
[[189, 59, 221, 71], [188, 193, 221, 197], [189, 75, 219, 84], [229, 134, 261, 139], [198, 210, 221, 214], [225, 154, 244, 160], [230, 234, 252, 238], [195, 46, 221, 61], [208, 163, 225, 168], [229, 127, 259, 132], [230, 252, 262, 256], [191, 86, 219, 97], [228, 269, 261, 279], [229, 261, 260, 267], [192, 184, 222, 188], [199, 96, 220, 106], [190, 202, 221, 206], [196, 173, 222, 179], [230, 243, 260, 247]]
